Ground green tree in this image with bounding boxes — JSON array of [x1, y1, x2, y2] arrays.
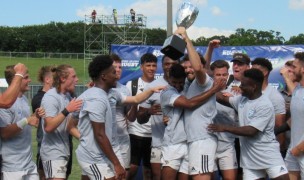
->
[[285, 34, 304, 45]]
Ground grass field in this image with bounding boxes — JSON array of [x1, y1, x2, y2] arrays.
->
[[0, 57, 90, 84]]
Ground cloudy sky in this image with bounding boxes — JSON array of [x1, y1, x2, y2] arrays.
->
[[1, 0, 304, 40]]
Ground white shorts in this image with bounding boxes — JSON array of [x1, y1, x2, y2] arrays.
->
[[243, 165, 288, 179], [214, 142, 238, 171], [2, 165, 39, 180], [42, 159, 68, 179], [117, 135, 131, 169], [285, 148, 304, 177], [78, 160, 115, 179], [188, 138, 217, 175], [162, 142, 189, 174], [151, 147, 162, 164], [113, 144, 125, 169]]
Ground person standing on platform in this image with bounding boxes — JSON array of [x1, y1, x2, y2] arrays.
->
[[113, 9, 118, 25], [91, 10, 96, 23], [130, 9, 135, 23]]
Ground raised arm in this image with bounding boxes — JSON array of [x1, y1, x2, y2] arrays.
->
[[204, 40, 220, 76], [0, 63, 27, 108], [175, 27, 206, 85], [280, 66, 297, 93]]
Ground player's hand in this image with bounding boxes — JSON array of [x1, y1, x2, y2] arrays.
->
[[222, 92, 234, 97], [28, 114, 39, 128], [174, 27, 189, 42], [291, 147, 302, 157], [231, 86, 242, 95], [212, 78, 226, 92], [114, 164, 126, 180], [151, 86, 166, 93], [35, 107, 45, 118], [66, 98, 83, 113], [207, 124, 225, 133], [163, 115, 169, 125], [148, 104, 162, 115], [208, 39, 221, 49], [14, 63, 27, 76]]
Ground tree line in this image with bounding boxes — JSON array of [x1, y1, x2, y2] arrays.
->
[[0, 21, 303, 53]]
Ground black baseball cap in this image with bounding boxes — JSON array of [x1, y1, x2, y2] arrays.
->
[[231, 53, 250, 65]]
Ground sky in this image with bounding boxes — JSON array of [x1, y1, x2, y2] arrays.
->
[[1, 0, 304, 41]]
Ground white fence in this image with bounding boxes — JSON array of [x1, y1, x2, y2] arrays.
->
[[0, 52, 84, 60]]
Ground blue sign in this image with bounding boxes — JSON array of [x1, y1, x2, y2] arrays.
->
[[111, 44, 304, 90]]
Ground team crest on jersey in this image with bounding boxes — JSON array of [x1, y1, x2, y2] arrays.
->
[[248, 109, 255, 119]]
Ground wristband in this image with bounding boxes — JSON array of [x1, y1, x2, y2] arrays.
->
[[61, 108, 70, 117], [15, 73, 24, 78], [16, 118, 28, 129]]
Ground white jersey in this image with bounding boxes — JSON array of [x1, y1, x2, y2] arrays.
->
[[126, 77, 152, 137], [0, 96, 36, 171], [110, 82, 131, 137], [140, 77, 169, 147], [290, 84, 304, 148], [262, 85, 286, 115], [184, 75, 217, 142], [214, 87, 238, 146], [229, 95, 284, 169], [40, 88, 72, 161], [160, 85, 187, 146], [75, 87, 115, 164]]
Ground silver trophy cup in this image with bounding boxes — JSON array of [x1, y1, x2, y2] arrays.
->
[[161, 1, 199, 60]]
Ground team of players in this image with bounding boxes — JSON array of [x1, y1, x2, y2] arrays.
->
[[0, 27, 303, 180]]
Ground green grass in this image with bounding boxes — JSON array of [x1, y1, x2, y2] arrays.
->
[[31, 129, 82, 179], [0, 57, 91, 84]]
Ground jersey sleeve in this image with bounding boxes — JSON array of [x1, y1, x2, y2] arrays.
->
[[0, 109, 13, 127]]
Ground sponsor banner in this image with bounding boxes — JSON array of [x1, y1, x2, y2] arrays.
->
[[111, 44, 304, 90]]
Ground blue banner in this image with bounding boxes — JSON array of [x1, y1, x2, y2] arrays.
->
[[111, 44, 304, 90]]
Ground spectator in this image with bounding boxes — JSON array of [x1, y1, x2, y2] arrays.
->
[[130, 9, 135, 23], [113, 9, 118, 25], [91, 10, 96, 23]]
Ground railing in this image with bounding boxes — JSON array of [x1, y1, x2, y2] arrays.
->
[[0, 52, 84, 60], [0, 85, 88, 100]]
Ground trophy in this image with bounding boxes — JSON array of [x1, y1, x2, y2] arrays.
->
[[161, 1, 199, 60]]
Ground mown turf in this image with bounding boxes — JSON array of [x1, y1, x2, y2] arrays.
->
[[0, 57, 90, 84]]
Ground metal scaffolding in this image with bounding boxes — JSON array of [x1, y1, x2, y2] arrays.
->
[[84, 14, 147, 61]]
